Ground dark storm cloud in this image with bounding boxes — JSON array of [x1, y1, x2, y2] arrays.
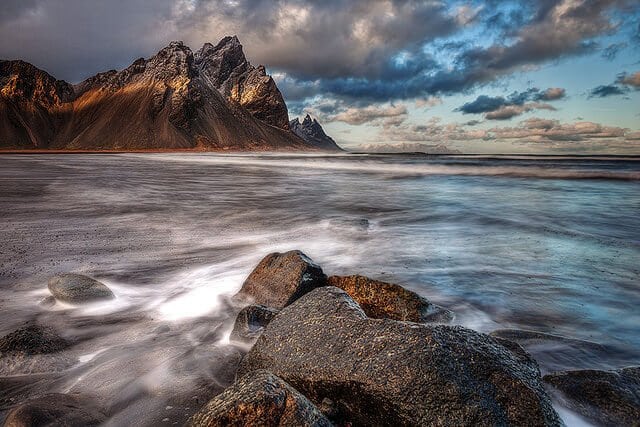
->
[[0, 0, 177, 81], [455, 88, 565, 120], [0, 0, 39, 24], [0, 0, 638, 100], [588, 70, 640, 97], [589, 84, 627, 97], [457, 95, 510, 114]]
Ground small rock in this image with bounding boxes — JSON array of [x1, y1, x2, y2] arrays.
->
[[48, 273, 115, 304], [239, 287, 561, 426], [229, 304, 280, 345], [186, 370, 332, 427], [234, 251, 327, 309], [4, 393, 106, 427], [0, 324, 76, 375], [38, 296, 56, 308], [327, 275, 453, 323], [544, 366, 640, 426], [0, 324, 69, 355]]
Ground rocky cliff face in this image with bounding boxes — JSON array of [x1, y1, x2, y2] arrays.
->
[[195, 36, 290, 130], [289, 114, 342, 151], [0, 37, 326, 151]]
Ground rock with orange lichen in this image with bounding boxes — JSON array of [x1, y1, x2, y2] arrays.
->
[[186, 370, 332, 427], [327, 274, 453, 323]]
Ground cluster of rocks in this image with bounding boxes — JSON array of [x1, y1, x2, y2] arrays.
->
[[192, 250, 640, 426], [2, 251, 639, 426]]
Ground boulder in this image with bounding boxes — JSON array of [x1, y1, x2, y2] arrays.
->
[[490, 328, 622, 373], [3, 393, 106, 427], [229, 305, 280, 345], [48, 273, 114, 304], [0, 324, 69, 355], [0, 324, 75, 375], [238, 287, 561, 426], [544, 367, 640, 426], [186, 370, 332, 427], [234, 251, 327, 309], [327, 275, 453, 323]]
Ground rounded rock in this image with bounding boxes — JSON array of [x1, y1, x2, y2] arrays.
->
[[48, 273, 114, 304]]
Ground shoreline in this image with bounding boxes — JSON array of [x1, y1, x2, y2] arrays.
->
[[2, 250, 638, 426]]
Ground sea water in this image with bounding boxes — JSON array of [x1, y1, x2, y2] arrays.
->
[[1, 153, 638, 425]]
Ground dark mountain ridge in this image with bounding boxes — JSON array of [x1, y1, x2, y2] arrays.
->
[[0, 37, 340, 151], [290, 114, 341, 151]]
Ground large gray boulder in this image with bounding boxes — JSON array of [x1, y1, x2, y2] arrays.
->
[[327, 275, 453, 323], [229, 304, 280, 345], [48, 273, 114, 304], [187, 370, 332, 426], [3, 393, 106, 427], [238, 287, 561, 426], [234, 251, 327, 309], [544, 366, 640, 426]]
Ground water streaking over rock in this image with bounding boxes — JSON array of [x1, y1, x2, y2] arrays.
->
[[0, 153, 638, 425]]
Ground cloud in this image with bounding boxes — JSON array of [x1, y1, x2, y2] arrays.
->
[[0, 0, 178, 81], [415, 97, 443, 108], [618, 71, 640, 88], [0, 0, 636, 103], [457, 95, 509, 114], [588, 70, 640, 97], [455, 88, 563, 120], [536, 87, 566, 101], [602, 42, 627, 60], [484, 103, 556, 120], [331, 104, 408, 126], [589, 84, 628, 97], [377, 116, 637, 145]]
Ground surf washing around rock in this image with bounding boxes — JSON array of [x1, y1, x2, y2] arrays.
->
[[2, 250, 638, 426]]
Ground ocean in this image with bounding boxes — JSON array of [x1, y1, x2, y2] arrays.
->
[[1, 153, 638, 425]]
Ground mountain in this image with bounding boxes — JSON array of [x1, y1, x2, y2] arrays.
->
[[0, 37, 336, 151], [290, 114, 342, 151], [355, 142, 462, 154]]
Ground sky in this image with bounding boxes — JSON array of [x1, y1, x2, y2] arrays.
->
[[1, 0, 639, 153]]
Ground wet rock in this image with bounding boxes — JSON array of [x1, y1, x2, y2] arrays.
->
[[229, 304, 280, 345], [38, 296, 56, 308], [234, 251, 327, 309], [327, 275, 453, 323], [491, 336, 539, 372], [490, 329, 606, 351], [0, 324, 69, 355], [489, 328, 621, 373], [186, 370, 332, 427], [3, 393, 106, 427], [0, 324, 75, 375], [48, 273, 114, 304], [239, 287, 561, 426], [544, 366, 640, 426]]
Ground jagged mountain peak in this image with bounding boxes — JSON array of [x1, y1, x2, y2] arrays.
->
[[0, 35, 330, 151], [290, 114, 341, 151], [0, 60, 74, 107]]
